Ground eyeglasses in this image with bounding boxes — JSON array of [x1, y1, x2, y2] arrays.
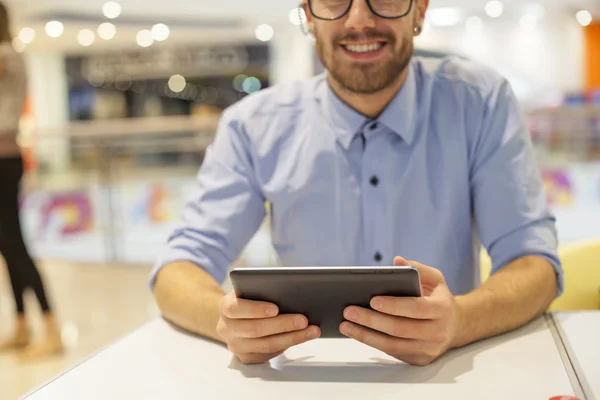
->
[[308, 0, 414, 20]]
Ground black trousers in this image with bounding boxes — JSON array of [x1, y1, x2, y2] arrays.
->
[[0, 156, 51, 314]]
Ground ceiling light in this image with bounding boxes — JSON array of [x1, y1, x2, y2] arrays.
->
[[465, 16, 484, 33], [576, 10, 593, 27], [45, 21, 64, 38], [136, 30, 154, 48], [255, 24, 274, 42], [485, 1, 504, 18], [103, 2, 122, 19], [151, 24, 170, 41], [77, 29, 96, 46], [168, 74, 186, 93], [98, 23, 116, 40], [18, 27, 35, 44], [427, 8, 462, 27]]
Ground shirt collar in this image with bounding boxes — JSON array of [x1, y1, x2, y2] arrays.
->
[[315, 61, 418, 150]]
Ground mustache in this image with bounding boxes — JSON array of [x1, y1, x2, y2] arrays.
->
[[335, 29, 396, 43]]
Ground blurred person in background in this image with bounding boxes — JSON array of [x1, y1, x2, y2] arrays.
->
[[151, 0, 562, 366], [0, 2, 63, 361]]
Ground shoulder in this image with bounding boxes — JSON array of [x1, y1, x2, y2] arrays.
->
[[411, 56, 508, 100], [223, 74, 323, 122], [217, 75, 324, 149]]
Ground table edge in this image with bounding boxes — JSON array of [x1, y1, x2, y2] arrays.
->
[[18, 314, 588, 399], [550, 312, 595, 400]]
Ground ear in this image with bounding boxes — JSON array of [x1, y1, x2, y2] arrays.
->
[[414, 0, 429, 30], [301, 1, 315, 34]]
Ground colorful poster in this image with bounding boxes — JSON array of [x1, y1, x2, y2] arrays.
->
[[542, 168, 573, 207], [125, 181, 191, 226], [39, 192, 94, 238]]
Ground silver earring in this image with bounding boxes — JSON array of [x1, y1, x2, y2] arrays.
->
[[414, 26, 422, 35]]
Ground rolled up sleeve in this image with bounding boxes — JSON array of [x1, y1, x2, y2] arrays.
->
[[470, 79, 564, 297], [149, 108, 266, 289]]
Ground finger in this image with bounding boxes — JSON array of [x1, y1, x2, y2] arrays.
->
[[221, 292, 278, 319], [344, 306, 439, 340], [370, 295, 448, 319], [340, 321, 433, 360], [236, 351, 283, 365], [227, 314, 308, 339], [230, 326, 320, 355]]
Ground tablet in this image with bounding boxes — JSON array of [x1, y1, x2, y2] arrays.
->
[[229, 266, 421, 338]]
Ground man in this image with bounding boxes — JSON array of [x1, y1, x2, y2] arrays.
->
[[151, 0, 562, 366]]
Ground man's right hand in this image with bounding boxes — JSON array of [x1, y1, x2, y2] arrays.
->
[[217, 291, 321, 364]]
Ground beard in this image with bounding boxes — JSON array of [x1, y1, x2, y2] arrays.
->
[[315, 27, 413, 95]]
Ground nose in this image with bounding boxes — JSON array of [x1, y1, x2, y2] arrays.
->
[[345, 0, 377, 31]]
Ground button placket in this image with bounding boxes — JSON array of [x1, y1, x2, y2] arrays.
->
[[361, 129, 386, 266]]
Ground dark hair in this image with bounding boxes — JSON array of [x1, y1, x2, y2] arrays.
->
[[0, 2, 12, 43]]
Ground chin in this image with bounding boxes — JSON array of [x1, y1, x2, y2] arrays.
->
[[333, 67, 396, 94]]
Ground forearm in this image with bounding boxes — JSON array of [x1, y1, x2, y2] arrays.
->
[[154, 261, 225, 342], [452, 255, 557, 348]]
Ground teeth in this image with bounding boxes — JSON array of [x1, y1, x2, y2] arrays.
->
[[344, 43, 382, 53]]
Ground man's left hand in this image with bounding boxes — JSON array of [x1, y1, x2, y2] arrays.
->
[[340, 256, 463, 366]]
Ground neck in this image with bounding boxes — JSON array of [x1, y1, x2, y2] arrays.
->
[[327, 68, 409, 119]]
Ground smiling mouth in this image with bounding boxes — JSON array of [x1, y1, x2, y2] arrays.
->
[[341, 42, 387, 53]]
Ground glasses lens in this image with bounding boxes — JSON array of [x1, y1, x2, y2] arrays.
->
[[370, 0, 412, 18], [310, 0, 351, 19], [310, 0, 412, 19]]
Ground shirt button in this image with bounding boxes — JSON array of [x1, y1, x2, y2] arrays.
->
[[374, 252, 382, 262], [370, 176, 379, 186], [370, 122, 378, 130]]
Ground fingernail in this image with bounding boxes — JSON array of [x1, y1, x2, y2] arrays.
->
[[307, 327, 319, 339], [372, 298, 383, 310], [294, 316, 306, 329], [266, 306, 278, 317], [341, 323, 352, 335], [345, 309, 358, 320]]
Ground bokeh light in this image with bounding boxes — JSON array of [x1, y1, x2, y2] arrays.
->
[[255, 24, 274, 42], [45, 21, 64, 38], [103, 2, 122, 19], [98, 23, 117, 40]]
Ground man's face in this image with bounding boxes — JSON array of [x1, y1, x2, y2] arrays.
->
[[306, 0, 427, 95]]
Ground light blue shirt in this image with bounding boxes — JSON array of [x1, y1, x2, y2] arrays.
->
[[150, 57, 563, 296]]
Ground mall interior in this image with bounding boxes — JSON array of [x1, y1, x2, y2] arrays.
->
[[0, 0, 599, 399]]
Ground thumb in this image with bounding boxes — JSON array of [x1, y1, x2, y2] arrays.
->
[[393, 256, 445, 291], [393, 256, 410, 266]]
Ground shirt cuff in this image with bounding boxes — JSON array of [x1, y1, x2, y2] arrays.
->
[[488, 220, 564, 298], [148, 241, 229, 291]]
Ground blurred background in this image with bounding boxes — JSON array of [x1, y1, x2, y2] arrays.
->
[[0, 0, 599, 398]]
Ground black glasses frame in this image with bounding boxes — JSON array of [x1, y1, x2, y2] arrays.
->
[[307, 0, 414, 21]]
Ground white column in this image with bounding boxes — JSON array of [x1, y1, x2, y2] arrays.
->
[[24, 52, 70, 171], [269, 23, 315, 85]]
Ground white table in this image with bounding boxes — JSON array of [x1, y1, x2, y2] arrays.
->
[[552, 311, 600, 400], [22, 316, 581, 400]]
